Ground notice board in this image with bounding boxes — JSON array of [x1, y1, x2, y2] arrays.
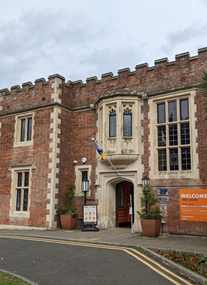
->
[[83, 205, 97, 225], [179, 189, 207, 222]]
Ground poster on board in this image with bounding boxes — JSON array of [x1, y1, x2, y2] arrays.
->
[[179, 189, 207, 222], [83, 205, 97, 225]]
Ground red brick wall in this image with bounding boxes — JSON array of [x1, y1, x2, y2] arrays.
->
[[0, 116, 15, 224], [58, 109, 98, 220], [151, 180, 207, 236], [0, 108, 52, 227]]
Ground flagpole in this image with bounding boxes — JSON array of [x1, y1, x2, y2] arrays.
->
[[106, 157, 120, 175], [92, 138, 121, 175]]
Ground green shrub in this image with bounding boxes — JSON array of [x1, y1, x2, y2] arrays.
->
[[137, 184, 162, 219], [56, 183, 78, 218]]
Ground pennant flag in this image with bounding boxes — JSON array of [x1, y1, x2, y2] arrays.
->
[[100, 149, 107, 160], [92, 138, 120, 175], [93, 139, 107, 160], [95, 144, 103, 155]]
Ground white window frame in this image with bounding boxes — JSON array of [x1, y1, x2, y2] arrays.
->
[[157, 97, 191, 171], [9, 164, 35, 218], [75, 165, 92, 196], [149, 90, 199, 179], [14, 112, 34, 147]]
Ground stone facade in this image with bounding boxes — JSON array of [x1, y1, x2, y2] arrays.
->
[[0, 48, 207, 235]]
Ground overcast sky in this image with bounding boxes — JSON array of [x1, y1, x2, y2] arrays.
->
[[1, 0, 207, 90]]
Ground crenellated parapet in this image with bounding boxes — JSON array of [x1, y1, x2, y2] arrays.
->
[[66, 47, 207, 93], [64, 47, 207, 108], [0, 74, 66, 97], [1, 47, 207, 113], [0, 74, 66, 115]]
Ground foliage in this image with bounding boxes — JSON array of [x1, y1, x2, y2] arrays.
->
[[56, 183, 78, 218], [56, 204, 67, 216], [198, 71, 207, 122], [0, 272, 29, 284], [137, 184, 162, 219], [157, 250, 207, 278]]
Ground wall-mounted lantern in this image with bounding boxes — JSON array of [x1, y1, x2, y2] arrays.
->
[[142, 176, 150, 187], [82, 179, 89, 205]]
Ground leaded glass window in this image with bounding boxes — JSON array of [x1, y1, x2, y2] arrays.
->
[[27, 118, 33, 141], [20, 117, 32, 142], [169, 125, 178, 146], [158, 149, 167, 171], [16, 171, 29, 212], [158, 126, 166, 147], [157, 103, 165, 124], [157, 98, 191, 171], [109, 111, 116, 137], [181, 147, 191, 170], [170, 149, 178, 170], [168, 101, 177, 122], [181, 123, 190, 145], [20, 119, 26, 142], [180, 99, 189, 120], [123, 108, 132, 137]]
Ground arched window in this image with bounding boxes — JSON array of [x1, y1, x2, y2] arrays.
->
[[123, 108, 132, 136]]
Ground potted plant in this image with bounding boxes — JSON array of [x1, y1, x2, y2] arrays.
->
[[56, 183, 79, 230], [137, 184, 162, 237]]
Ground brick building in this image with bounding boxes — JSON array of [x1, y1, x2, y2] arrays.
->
[[0, 47, 207, 235]]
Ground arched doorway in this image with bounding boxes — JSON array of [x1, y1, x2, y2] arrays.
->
[[116, 181, 134, 227]]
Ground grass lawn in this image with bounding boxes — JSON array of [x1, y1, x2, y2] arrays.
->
[[0, 272, 29, 285]]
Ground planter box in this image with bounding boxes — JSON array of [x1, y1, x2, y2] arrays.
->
[[60, 215, 78, 230], [141, 219, 161, 237]]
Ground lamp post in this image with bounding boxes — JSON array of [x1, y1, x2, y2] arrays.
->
[[142, 176, 150, 217], [81, 180, 99, 231], [142, 176, 150, 187], [82, 179, 89, 205]]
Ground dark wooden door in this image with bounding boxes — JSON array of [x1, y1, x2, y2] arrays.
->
[[116, 182, 132, 226]]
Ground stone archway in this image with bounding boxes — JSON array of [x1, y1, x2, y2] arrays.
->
[[95, 172, 142, 232]]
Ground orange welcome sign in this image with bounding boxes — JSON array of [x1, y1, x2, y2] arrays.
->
[[179, 189, 207, 222]]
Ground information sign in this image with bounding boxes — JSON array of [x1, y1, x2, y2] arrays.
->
[[158, 188, 168, 196], [179, 189, 207, 222], [159, 197, 168, 203], [83, 205, 98, 225]]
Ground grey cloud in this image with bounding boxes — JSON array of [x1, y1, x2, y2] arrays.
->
[[0, 8, 110, 88], [161, 24, 207, 54], [76, 45, 147, 79]]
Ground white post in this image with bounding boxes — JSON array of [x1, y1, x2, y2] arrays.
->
[[130, 194, 134, 233]]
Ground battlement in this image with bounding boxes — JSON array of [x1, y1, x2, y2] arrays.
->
[[0, 47, 207, 113], [65, 47, 207, 87], [0, 74, 66, 96], [1, 47, 207, 95]]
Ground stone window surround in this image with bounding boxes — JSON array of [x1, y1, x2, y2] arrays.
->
[[14, 112, 34, 148], [106, 101, 134, 140], [123, 103, 133, 137], [97, 96, 140, 164], [149, 89, 199, 179], [108, 104, 117, 138], [9, 164, 36, 219], [75, 165, 92, 196]]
